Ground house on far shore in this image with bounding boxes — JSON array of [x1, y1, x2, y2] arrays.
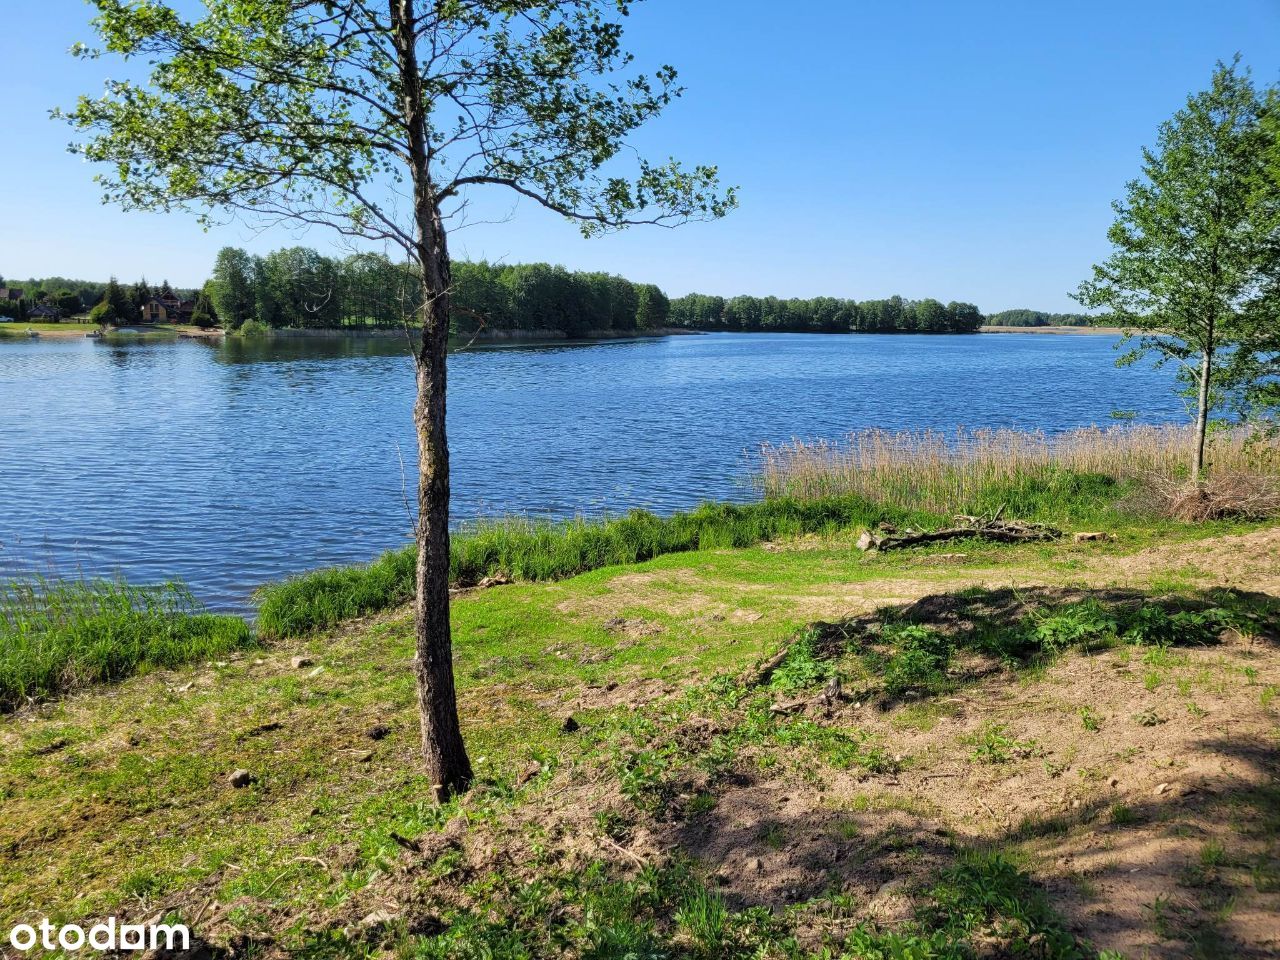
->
[[140, 292, 195, 324], [0, 287, 24, 302], [28, 304, 62, 321]]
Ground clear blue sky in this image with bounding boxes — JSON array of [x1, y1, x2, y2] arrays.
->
[[1, 0, 1277, 312]]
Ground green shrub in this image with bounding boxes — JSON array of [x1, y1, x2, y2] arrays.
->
[[238, 318, 271, 337], [1026, 599, 1118, 654], [1122, 604, 1227, 647], [882, 624, 953, 696], [769, 627, 834, 691], [88, 300, 116, 326]]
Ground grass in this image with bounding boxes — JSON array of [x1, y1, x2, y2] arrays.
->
[[3, 525, 1278, 956], [256, 495, 910, 638], [0, 320, 99, 335], [757, 424, 1280, 520], [0, 321, 211, 337], [0, 577, 255, 710]]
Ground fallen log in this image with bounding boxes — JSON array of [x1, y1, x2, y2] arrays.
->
[[856, 517, 1062, 552]]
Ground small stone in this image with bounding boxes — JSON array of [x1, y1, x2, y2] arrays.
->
[[228, 769, 255, 788], [1155, 782, 1171, 796], [1073, 532, 1112, 543], [560, 714, 580, 734], [355, 750, 374, 763], [867, 879, 913, 923], [291, 656, 314, 669], [359, 909, 398, 930], [516, 760, 542, 786], [746, 856, 763, 873], [1070, 798, 1082, 810]]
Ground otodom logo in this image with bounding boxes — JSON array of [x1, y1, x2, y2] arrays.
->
[[8, 918, 190, 953]]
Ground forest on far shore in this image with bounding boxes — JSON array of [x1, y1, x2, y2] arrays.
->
[[4, 247, 1091, 334]]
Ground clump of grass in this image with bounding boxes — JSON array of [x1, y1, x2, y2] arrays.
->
[[256, 495, 902, 638], [1122, 604, 1229, 647], [1028, 599, 1119, 654], [964, 722, 1038, 764], [0, 577, 254, 710], [255, 543, 417, 639], [757, 424, 1279, 520]]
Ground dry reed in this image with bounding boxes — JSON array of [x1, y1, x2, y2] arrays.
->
[[757, 424, 1280, 518]]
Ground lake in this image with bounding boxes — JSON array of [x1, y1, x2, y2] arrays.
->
[[0, 331, 1183, 610]]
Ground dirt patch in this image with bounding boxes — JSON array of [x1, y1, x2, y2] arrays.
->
[[570, 676, 676, 711], [1090, 526, 1280, 592], [602, 616, 664, 639]]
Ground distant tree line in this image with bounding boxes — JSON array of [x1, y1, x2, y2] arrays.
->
[[985, 309, 1091, 327], [0, 275, 105, 320], [206, 246, 669, 335], [13, 250, 1088, 337], [205, 245, 997, 336], [668, 292, 984, 333]]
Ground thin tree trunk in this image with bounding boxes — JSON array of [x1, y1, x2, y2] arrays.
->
[[1191, 347, 1213, 485], [392, 0, 473, 801]]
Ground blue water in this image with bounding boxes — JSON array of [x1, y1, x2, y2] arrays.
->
[[0, 332, 1183, 609]]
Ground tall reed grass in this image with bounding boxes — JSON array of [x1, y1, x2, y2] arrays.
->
[[0, 577, 255, 710], [255, 495, 905, 638], [757, 425, 1280, 518]]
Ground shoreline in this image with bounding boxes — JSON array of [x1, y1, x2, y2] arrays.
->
[[980, 324, 1121, 335], [0, 322, 225, 340], [7, 323, 1129, 343]]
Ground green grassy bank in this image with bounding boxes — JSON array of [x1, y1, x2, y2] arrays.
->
[[255, 495, 920, 639], [0, 578, 254, 710]]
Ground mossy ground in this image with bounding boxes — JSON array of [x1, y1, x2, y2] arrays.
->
[[1, 522, 1278, 958]]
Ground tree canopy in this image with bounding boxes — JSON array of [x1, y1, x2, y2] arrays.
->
[[1075, 58, 1280, 478]]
